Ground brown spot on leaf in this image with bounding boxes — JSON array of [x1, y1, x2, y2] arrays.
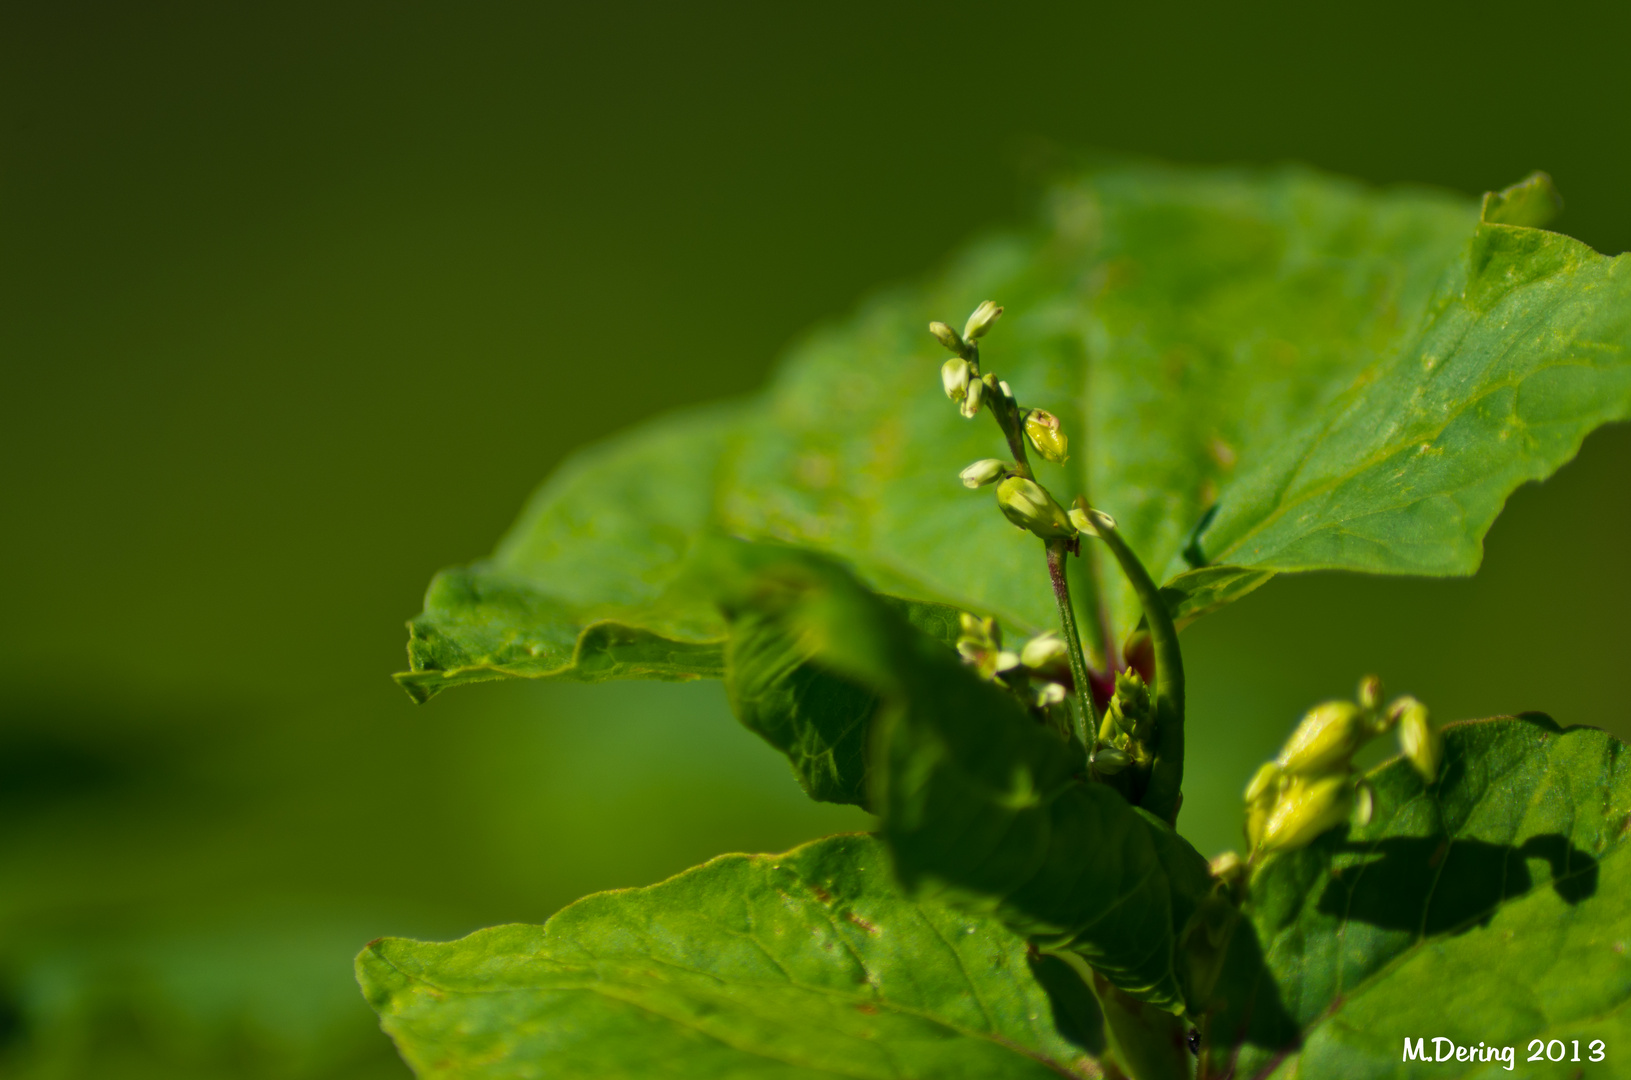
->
[[856, 1002, 879, 1014], [845, 912, 879, 934]]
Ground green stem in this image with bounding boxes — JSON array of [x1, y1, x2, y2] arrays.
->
[[1092, 518, 1185, 825], [970, 344, 1035, 480], [1046, 538, 1098, 759]]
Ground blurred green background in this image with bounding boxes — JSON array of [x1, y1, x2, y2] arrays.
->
[[3, 2, 1628, 1075]]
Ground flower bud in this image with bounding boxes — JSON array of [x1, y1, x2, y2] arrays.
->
[[1277, 700, 1371, 778], [959, 375, 984, 419], [941, 358, 972, 401], [958, 613, 1000, 649], [1023, 409, 1069, 464], [962, 300, 1003, 341], [1034, 681, 1066, 707], [1354, 780, 1375, 827], [928, 321, 965, 354], [1358, 674, 1383, 712], [1094, 745, 1131, 774], [995, 476, 1076, 539], [1020, 630, 1069, 671], [1395, 698, 1441, 784], [1113, 668, 1151, 719], [959, 458, 1008, 489], [1259, 774, 1355, 854], [1244, 761, 1283, 806], [1067, 500, 1115, 538]]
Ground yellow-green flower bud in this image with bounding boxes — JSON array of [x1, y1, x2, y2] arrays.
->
[[959, 458, 1008, 489], [1113, 668, 1151, 718], [958, 613, 1000, 649], [928, 320, 965, 354], [1067, 501, 1115, 538], [962, 300, 1003, 341], [1277, 700, 1370, 778], [1396, 697, 1441, 784], [1259, 774, 1355, 854], [1244, 760, 1283, 805], [1023, 409, 1069, 464], [959, 375, 984, 419], [995, 476, 1075, 539], [941, 357, 972, 401], [1094, 745, 1131, 774], [1020, 630, 1069, 672], [1355, 779, 1375, 826], [1358, 674, 1383, 712]]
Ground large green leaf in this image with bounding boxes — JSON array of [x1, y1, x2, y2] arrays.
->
[[699, 540, 1213, 1015], [356, 833, 1107, 1079], [395, 403, 741, 702], [398, 161, 1630, 697], [1203, 714, 1631, 1078], [1198, 213, 1631, 580]]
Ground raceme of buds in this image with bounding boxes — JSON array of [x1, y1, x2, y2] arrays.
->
[[962, 300, 1003, 341], [942, 358, 972, 401], [959, 458, 1009, 489], [1276, 700, 1372, 778], [1259, 774, 1355, 855], [929, 321, 965, 354], [956, 614, 1017, 681], [995, 476, 1076, 540], [1395, 697, 1442, 784], [1023, 409, 1069, 464], [1113, 668, 1151, 719], [959, 375, 985, 419]]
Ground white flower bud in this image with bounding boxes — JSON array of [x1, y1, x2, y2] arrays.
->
[[929, 321, 965, 353], [1020, 630, 1069, 671], [995, 476, 1075, 539], [959, 458, 1008, 489], [1034, 681, 1067, 707], [941, 357, 972, 401], [962, 300, 1003, 341], [959, 375, 984, 419]]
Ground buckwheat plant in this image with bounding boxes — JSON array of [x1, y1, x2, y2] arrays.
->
[[361, 164, 1631, 1079]]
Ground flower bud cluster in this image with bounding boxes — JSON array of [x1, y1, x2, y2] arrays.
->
[[955, 616, 1076, 712], [1094, 668, 1153, 775], [1244, 679, 1443, 857]]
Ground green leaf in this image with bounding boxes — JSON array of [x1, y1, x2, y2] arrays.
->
[[399, 160, 1631, 694], [717, 161, 1493, 642], [394, 403, 741, 701], [723, 591, 964, 808], [699, 540, 1214, 1013], [357, 833, 1107, 1079], [1197, 219, 1631, 580], [1205, 714, 1631, 1078]]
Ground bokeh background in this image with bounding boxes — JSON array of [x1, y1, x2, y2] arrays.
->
[[3, 2, 1628, 1075]]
